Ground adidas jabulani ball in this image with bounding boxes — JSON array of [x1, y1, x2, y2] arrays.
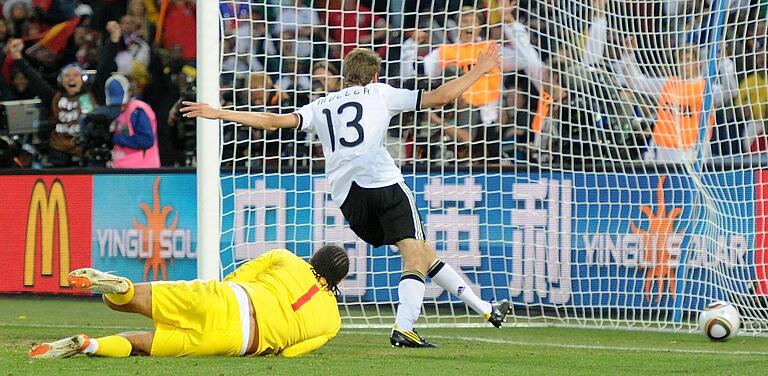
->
[[698, 301, 741, 341]]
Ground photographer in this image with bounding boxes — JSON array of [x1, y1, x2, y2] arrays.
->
[[106, 74, 159, 168], [167, 86, 197, 166], [77, 102, 120, 166]]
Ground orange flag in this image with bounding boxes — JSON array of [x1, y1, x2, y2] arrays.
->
[[26, 16, 81, 57]]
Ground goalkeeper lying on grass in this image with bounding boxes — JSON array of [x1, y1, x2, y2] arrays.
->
[[29, 246, 349, 359]]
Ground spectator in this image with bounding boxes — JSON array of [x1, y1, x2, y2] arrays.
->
[[580, 0, 609, 67], [501, 0, 561, 162], [129, 61, 150, 98], [157, 0, 196, 62], [3, 17, 118, 167], [4, 0, 36, 38], [524, 0, 564, 62], [222, 72, 279, 166], [738, 45, 768, 152], [499, 82, 532, 162], [221, 9, 278, 84], [115, 14, 150, 74], [274, 0, 321, 59], [502, 0, 547, 90], [47, 62, 97, 164], [274, 47, 311, 97], [4, 38, 95, 166], [326, 0, 389, 58], [1, 39, 52, 101], [61, 25, 99, 68], [0, 19, 9, 50], [423, 7, 505, 125], [248, 71, 281, 109], [242, 71, 302, 164], [311, 60, 340, 100], [399, 29, 429, 86], [428, 94, 481, 162], [83, 0, 127, 32], [107, 74, 160, 168], [618, 38, 738, 162], [126, 0, 156, 42]]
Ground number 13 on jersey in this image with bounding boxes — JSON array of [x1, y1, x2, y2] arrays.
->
[[322, 102, 364, 152]]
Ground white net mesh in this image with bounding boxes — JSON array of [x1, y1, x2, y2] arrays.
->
[[215, 0, 768, 332]]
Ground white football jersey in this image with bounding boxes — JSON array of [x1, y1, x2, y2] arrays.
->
[[295, 83, 421, 206]]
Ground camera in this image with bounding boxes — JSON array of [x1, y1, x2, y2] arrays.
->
[[171, 90, 198, 166], [0, 99, 42, 136], [77, 104, 121, 167]]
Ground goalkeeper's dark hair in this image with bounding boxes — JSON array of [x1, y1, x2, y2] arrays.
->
[[309, 245, 349, 294]]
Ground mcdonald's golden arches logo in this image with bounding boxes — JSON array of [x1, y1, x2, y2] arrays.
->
[[24, 179, 70, 287]]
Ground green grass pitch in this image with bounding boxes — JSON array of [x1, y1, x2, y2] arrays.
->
[[2, 296, 768, 376]]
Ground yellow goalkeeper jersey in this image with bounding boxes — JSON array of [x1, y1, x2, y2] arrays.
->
[[223, 248, 341, 357]]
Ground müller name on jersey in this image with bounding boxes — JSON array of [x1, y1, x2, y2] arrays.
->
[[316, 87, 372, 105]]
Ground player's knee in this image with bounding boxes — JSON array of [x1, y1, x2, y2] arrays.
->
[[420, 242, 437, 262], [401, 241, 434, 273]]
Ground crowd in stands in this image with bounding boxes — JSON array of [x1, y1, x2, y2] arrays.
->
[[1, 0, 768, 170], [0, 0, 197, 168]]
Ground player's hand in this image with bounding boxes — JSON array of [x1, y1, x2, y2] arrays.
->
[[475, 43, 501, 74], [180, 101, 222, 120], [106, 21, 122, 43]]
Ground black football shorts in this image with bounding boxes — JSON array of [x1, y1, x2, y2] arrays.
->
[[340, 181, 426, 247]]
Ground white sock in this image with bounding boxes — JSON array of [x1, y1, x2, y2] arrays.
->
[[83, 338, 99, 354], [428, 260, 492, 316], [394, 273, 425, 332]]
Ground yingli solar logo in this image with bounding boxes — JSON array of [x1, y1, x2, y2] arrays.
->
[[96, 176, 195, 281], [24, 179, 70, 287], [630, 176, 683, 303]]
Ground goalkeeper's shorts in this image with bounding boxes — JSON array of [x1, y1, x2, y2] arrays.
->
[[149, 280, 250, 357]]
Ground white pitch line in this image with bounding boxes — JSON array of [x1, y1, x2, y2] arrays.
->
[[0, 323, 149, 330], [6, 323, 768, 356], [341, 330, 768, 356]]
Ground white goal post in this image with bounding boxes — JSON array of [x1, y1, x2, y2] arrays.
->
[[196, 0, 222, 281], [198, 0, 768, 333]]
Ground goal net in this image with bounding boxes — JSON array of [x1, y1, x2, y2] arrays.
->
[[212, 0, 768, 333]]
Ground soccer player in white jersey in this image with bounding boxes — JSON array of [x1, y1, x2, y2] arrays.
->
[[181, 44, 510, 348]]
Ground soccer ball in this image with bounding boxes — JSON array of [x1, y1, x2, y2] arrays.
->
[[698, 301, 741, 341]]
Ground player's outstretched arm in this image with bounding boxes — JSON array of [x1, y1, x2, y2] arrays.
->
[[180, 101, 299, 131], [420, 44, 501, 109]]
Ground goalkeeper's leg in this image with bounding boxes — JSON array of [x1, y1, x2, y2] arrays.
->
[[67, 268, 152, 318], [29, 332, 151, 359]]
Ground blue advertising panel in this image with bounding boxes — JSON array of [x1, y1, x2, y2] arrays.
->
[[92, 174, 198, 282], [220, 171, 756, 314]]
